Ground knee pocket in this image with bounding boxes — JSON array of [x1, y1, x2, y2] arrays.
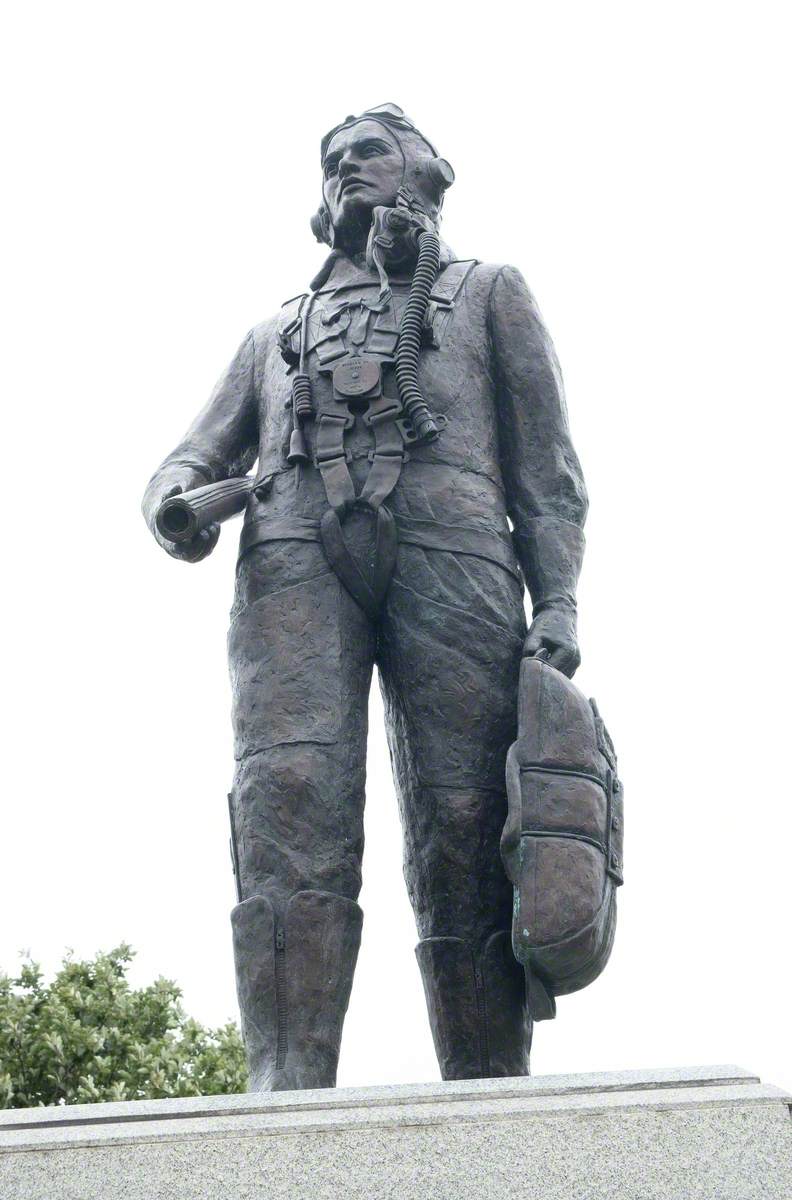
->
[[228, 573, 345, 755]]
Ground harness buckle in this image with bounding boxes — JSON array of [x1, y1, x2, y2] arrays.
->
[[363, 391, 404, 428], [316, 409, 355, 430], [364, 401, 403, 427], [367, 448, 410, 464], [315, 447, 353, 467], [332, 356, 382, 401]]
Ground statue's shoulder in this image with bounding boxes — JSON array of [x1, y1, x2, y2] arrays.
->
[[438, 260, 528, 305], [433, 262, 531, 331], [246, 310, 285, 360], [431, 257, 478, 302], [264, 293, 310, 367], [466, 261, 528, 288], [466, 263, 542, 317]]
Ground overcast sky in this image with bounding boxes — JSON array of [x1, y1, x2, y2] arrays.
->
[[2, 2, 790, 1094]]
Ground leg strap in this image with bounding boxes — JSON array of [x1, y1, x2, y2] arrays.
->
[[320, 503, 397, 621]]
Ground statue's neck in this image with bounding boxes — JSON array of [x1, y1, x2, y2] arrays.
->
[[332, 225, 370, 260]]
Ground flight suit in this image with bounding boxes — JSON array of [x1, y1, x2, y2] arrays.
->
[[146, 246, 588, 1088]]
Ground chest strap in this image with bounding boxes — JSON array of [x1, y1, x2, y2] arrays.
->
[[314, 410, 356, 510], [315, 390, 408, 516]]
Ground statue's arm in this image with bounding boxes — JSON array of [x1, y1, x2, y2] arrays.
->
[[489, 264, 588, 675], [141, 327, 262, 562]]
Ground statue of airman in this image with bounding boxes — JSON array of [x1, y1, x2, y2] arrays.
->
[[143, 104, 589, 1090]]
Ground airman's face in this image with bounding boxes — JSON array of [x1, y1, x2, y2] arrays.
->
[[322, 119, 403, 241]]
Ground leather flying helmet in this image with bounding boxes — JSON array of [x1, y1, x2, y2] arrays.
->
[[312, 103, 454, 247]]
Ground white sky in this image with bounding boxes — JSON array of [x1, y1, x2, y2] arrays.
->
[[2, 2, 791, 1094]]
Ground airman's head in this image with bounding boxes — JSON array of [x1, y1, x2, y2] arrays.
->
[[313, 104, 454, 251]]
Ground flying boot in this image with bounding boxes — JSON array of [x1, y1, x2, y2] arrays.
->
[[231, 889, 363, 1091], [416, 929, 532, 1079]]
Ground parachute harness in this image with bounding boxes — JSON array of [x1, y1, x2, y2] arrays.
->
[[284, 195, 446, 618]]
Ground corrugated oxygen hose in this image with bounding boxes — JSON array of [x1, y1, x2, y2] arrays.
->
[[291, 372, 313, 422], [396, 229, 442, 442]]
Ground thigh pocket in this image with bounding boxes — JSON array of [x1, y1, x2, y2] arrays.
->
[[228, 573, 343, 757]]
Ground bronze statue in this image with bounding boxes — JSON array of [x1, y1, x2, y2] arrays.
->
[[143, 104, 618, 1092]]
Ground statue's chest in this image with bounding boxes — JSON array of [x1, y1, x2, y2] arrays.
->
[[276, 263, 475, 372], [278, 287, 405, 368]]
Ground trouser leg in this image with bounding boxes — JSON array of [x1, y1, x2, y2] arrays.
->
[[228, 541, 374, 1090], [379, 545, 531, 1078]]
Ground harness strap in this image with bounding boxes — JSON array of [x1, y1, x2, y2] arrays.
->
[[276, 293, 308, 366], [267, 261, 481, 616], [395, 514, 521, 582], [430, 258, 478, 304], [315, 412, 356, 511], [359, 400, 408, 510], [238, 513, 522, 583], [313, 386, 407, 613], [319, 504, 398, 620], [238, 516, 323, 558]]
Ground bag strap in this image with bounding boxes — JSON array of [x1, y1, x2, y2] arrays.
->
[[429, 259, 478, 305]]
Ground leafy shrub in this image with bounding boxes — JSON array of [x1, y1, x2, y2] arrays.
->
[[0, 946, 247, 1107]]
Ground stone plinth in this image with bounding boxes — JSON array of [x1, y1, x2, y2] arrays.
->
[[1, 1066, 790, 1199]]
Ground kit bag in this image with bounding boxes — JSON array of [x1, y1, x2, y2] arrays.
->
[[501, 656, 623, 1020]]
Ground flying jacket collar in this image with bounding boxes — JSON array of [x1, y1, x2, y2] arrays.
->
[[309, 240, 456, 293]]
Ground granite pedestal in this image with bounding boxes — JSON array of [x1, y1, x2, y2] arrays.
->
[[1, 1065, 789, 1198]]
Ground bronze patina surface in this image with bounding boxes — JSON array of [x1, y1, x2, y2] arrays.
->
[[143, 103, 599, 1091]]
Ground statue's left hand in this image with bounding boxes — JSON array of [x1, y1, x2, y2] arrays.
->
[[523, 604, 580, 677]]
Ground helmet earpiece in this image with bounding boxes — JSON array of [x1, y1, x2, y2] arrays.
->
[[310, 206, 334, 247], [407, 157, 454, 217], [425, 157, 455, 195]]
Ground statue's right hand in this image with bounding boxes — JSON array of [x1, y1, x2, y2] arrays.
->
[[142, 470, 221, 563]]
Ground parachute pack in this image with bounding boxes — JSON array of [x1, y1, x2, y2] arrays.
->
[[502, 656, 623, 1020]]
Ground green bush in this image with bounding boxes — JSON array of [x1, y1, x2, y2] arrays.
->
[[0, 946, 247, 1107]]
